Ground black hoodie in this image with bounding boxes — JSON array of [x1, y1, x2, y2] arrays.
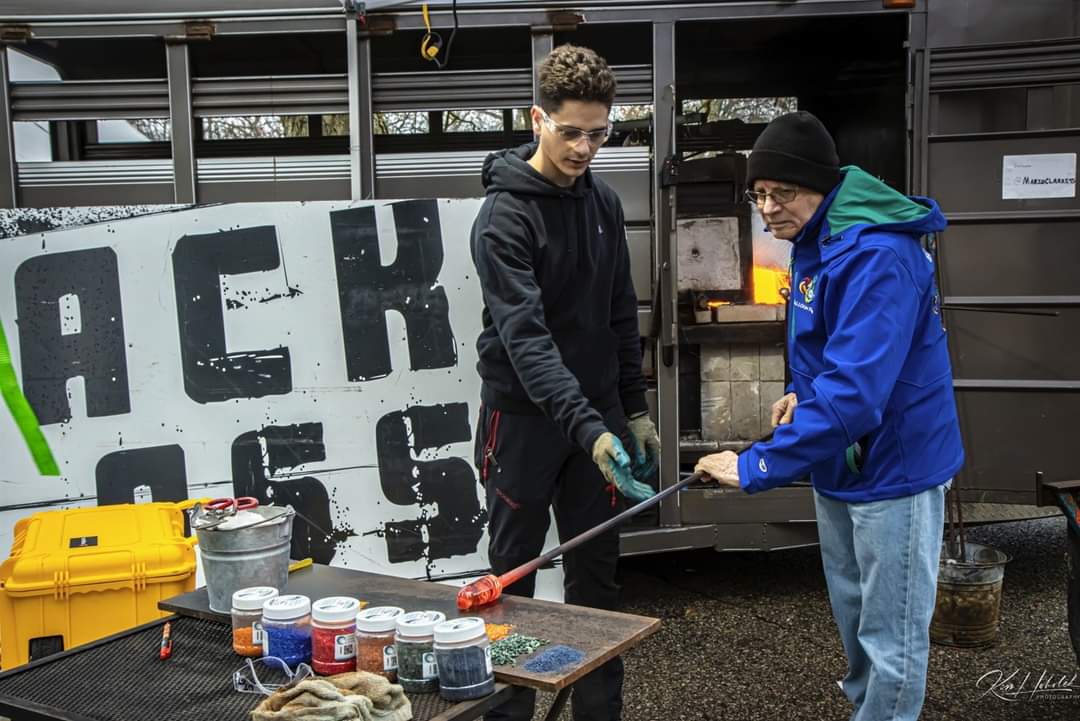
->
[[470, 142, 648, 453]]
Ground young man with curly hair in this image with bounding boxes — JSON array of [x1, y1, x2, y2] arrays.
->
[[470, 45, 658, 721]]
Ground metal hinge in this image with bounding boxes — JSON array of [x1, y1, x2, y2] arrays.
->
[[165, 20, 215, 44], [0, 25, 32, 44], [359, 14, 395, 38], [534, 12, 585, 33], [184, 21, 215, 42]]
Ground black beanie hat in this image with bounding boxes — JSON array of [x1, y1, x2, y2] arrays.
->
[[746, 111, 840, 194]]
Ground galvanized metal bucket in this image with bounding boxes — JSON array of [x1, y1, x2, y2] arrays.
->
[[193, 505, 295, 613], [930, 541, 1010, 647]]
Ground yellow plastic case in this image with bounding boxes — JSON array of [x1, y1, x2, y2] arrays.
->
[[0, 502, 197, 669]]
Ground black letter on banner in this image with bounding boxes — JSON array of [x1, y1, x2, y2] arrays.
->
[[14, 248, 129, 425], [96, 445, 188, 506], [374, 403, 485, 564], [231, 423, 337, 564], [173, 226, 291, 403], [331, 200, 457, 382]]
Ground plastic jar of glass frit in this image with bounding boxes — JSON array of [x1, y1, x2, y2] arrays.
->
[[262, 594, 312, 666], [311, 596, 361, 675], [355, 606, 404, 680], [394, 610, 446, 693], [433, 617, 495, 701], [231, 586, 279, 657]]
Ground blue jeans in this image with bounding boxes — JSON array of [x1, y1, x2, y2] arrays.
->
[[814, 482, 948, 721]]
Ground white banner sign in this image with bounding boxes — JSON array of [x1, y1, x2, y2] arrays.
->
[[0, 200, 520, 582], [1002, 153, 1077, 200]]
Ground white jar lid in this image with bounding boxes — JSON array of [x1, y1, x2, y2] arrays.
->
[[396, 610, 446, 638], [262, 594, 311, 620], [433, 617, 486, 644], [232, 586, 279, 612], [355, 606, 404, 633], [312, 596, 362, 623]]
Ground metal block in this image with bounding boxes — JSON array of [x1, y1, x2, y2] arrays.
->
[[729, 345, 759, 382], [700, 381, 731, 442], [713, 304, 784, 323], [731, 380, 761, 440], [759, 343, 786, 381], [699, 345, 730, 381], [676, 216, 742, 291]]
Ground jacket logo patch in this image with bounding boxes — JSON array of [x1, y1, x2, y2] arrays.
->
[[793, 274, 817, 315], [758, 457, 768, 474]]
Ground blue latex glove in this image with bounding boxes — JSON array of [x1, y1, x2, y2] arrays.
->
[[592, 432, 657, 503]]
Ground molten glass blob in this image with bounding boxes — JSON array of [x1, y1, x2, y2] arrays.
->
[[457, 574, 503, 611]]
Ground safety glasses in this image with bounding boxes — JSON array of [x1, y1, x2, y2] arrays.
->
[[539, 108, 612, 146], [232, 656, 313, 695], [745, 186, 799, 207]]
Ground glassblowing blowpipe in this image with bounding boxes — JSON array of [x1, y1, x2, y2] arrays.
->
[[456, 470, 708, 611]]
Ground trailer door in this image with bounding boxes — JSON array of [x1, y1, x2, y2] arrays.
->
[[914, 0, 1080, 503]]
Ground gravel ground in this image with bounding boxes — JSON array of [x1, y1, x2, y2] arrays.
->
[[533, 517, 1078, 720]]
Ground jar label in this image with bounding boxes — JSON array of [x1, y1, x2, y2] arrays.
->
[[484, 646, 493, 675], [383, 645, 398, 671], [252, 622, 265, 646], [336, 633, 356, 661], [422, 651, 438, 679]]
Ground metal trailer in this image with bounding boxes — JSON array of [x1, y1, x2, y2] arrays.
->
[[0, 0, 1077, 656]]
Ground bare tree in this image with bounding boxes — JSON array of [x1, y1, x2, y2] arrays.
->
[[127, 118, 171, 141], [444, 109, 502, 133], [201, 115, 309, 140], [610, 104, 653, 121], [322, 113, 350, 136], [373, 111, 429, 135], [682, 97, 797, 124]]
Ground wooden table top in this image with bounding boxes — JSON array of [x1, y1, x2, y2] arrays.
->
[[160, 563, 660, 692]]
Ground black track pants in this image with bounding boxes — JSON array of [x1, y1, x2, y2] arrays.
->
[[476, 404, 629, 721]]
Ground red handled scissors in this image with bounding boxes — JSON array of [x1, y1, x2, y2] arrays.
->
[[205, 497, 259, 513]]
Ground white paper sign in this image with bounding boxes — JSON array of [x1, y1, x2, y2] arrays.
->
[[1002, 153, 1077, 199]]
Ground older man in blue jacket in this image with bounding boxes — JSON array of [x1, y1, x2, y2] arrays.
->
[[696, 111, 964, 721]]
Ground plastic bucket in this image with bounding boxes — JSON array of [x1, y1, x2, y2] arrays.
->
[[930, 541, 1010, 647], [194, 505, 294, 613]]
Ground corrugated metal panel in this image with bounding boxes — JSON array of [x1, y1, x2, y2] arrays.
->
[[10, 80, 170, 121], [8, 66, 648, 122], [929, 38, 1080, 90], [16, 146, 648, 189], [191, 75, 348, 117], [375, 145, 649, 178], [613, 65, 652, 105], [197, 155, 349, 182], [0, 0, 343, 21], [18, 159, 173, 186], [372, 65, 649, 112], [372, 69, 532, 112]]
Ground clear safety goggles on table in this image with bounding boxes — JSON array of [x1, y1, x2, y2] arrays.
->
[[232, 656, 314, 696]]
